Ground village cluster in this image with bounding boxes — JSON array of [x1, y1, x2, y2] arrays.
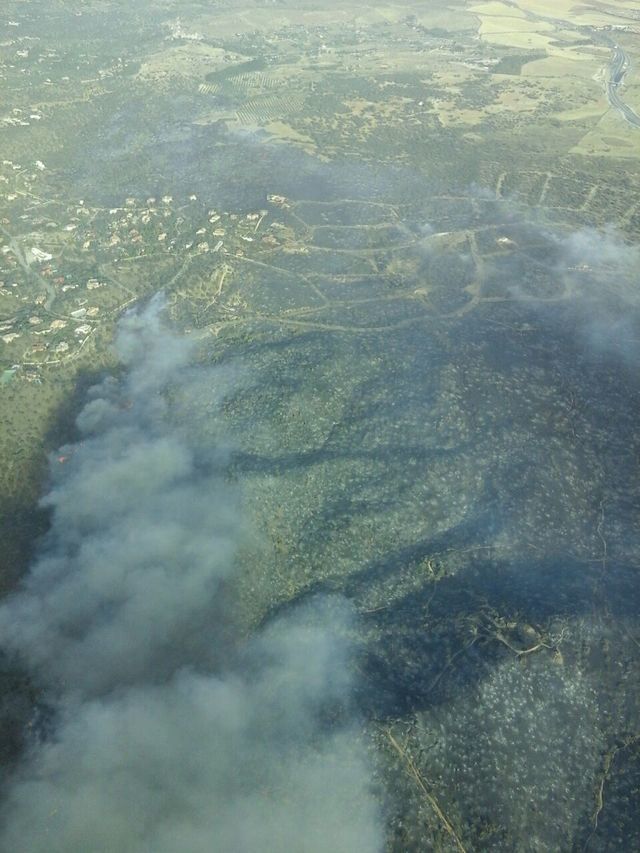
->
[[0, 157, 291, 382]]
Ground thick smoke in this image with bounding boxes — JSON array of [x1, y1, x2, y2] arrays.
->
[[0, 299, 381, 852], [0, 299, 238, 697]]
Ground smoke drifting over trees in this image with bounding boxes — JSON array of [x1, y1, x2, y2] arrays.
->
[[0, 300, 381, 853]]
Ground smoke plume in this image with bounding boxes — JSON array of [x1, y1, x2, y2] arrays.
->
[[555, 226, 640, 363], [0, 299, 381, 852]]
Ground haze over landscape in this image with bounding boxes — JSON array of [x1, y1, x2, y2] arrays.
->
[[1, 1, 640, 850]]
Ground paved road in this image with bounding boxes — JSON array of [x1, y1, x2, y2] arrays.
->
[[504, 0, 640, 129], [605, 45, 640, 129]]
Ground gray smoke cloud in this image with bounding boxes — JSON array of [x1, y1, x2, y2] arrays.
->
[[0, 298, 381, 852], [0, 298, 238, 698], [554, 226, 640, 363], [469, 208, 640, 369], [497, 219, 640, 364]]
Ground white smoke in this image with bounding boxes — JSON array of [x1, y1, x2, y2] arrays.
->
[[0, 299, 381, 852]]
